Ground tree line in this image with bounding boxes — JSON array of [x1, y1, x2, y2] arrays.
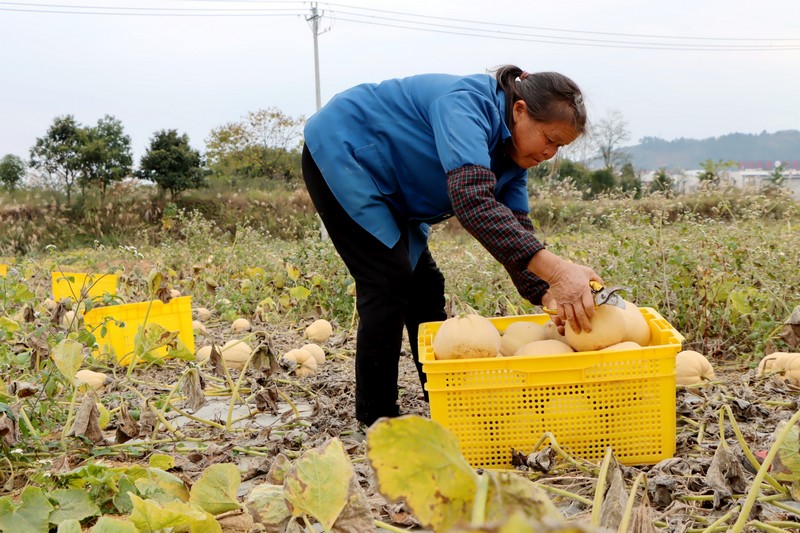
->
[[0, 108, 305, 202], [3, 107, 783, 202]]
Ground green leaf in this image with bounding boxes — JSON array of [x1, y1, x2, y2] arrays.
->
[[134, 322, 180, 359], [48, 488, 101, 525], [50, 339, 84, 385], [286, 263, 301, 282], [0, 316, 21, 334], [289, 286, 311, 300], [245, 484, 291, 531], [0, 486, 54, 533], [284, 438, 352, 532], [366, 415, 479, 532], [135, 468, 190, 505], [113, 476, 138, 513], [772, 419, 800, 483], [128, 494, 208, 532], [147, 269, 163, 297], [189, 463, 242, 515], [90, 516, 139, 533], [149, 453, 176, 471], [56, 519, 82, 533]]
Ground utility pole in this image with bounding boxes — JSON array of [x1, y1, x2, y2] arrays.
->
[[306, 3, 324, 112]]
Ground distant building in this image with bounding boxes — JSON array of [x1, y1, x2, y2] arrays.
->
[[641, 165, 800, 198]]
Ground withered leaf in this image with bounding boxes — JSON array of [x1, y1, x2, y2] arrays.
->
[[67, 393, 105, 444], [599, 464, 628, 531], [630, 489, 658, 533], [0, 412, 19, 447], [9, 381, 38, 398], [706, 444, 748, 509], [116, 403, 140, 444], [23, 304, 35, 323], [209, 344, 225, 377], [526, 446, 557, 473], [255, 385, 279, 414], [50, 301, 67, 326], [184, 368, 207, 413], [332, 473, 374, 533], [266, 454, 292, 485], [138, 403, 157, 437]]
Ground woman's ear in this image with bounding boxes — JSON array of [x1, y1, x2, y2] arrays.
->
[[512, 100, 527, 124]]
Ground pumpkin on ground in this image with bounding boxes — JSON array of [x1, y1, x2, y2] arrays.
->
[[231, 318, 252, 333], [194, 307, 212, 321], [283, 348, 318, 377], [221, 339, 252, 370], [757, 352, 800, 385], [675, 350, 715, 386], [75, 369, 112, 390], [500, 321, 548, 357], [300, 343, 326, 365], [304, 319, 333, 343], [433, 314, 501, 360]]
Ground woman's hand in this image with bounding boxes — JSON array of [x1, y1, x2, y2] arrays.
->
[[529, 250, 603, 334]]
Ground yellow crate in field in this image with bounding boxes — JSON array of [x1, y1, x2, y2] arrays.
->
[[52, 272, 118, 302], [84, 296, 195, 366], [418, 307, 684, 468]]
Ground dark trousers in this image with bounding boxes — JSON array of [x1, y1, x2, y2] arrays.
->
[[302, 145, 447, 426]]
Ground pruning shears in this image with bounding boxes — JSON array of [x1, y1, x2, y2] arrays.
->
[[543, 280, 627, 315]]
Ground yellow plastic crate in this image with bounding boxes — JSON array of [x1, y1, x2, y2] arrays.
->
[[0, 264, 6, 276], [418, 307, 684, 468], [52, 272, 118, 302], [84, 296, 195, 366]]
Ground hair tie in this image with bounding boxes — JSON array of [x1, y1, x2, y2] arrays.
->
[[514, 71, 530, 83], [574, 93, 584, 106]]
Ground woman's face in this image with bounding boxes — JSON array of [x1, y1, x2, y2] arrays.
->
[[508, 99, 580, 169]]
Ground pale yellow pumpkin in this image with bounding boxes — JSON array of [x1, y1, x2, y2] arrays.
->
[[192, 320, 209, 337], [756, 351, 796, 377], [675, 350, 715, 386], [565, 305, 627, 352], [195, 345, 213, 363], [512, 339, 574, 357], [194, 307, 212, 321], [433, 314, 501, 360], [75, 369, 112, 390], [757, 352, 800, 385], [544, 321, 567, 342], [600, 341, 642, 352], [283, 348, 318, 377], [304, 319, 333, 343], [231, 318, 252, 333], [300, 343, 326, 365], [499, 321, 548, 357], [220, 339, 252, 370], [621, 301, 651, 346]]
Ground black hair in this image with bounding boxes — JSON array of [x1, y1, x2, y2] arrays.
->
[[494, 65, 587, 134]]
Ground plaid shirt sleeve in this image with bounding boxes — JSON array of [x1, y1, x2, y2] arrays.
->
[[447, 164, 550, 305]]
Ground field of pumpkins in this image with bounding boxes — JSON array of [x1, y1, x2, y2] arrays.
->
[[1, 204, 800, 532]]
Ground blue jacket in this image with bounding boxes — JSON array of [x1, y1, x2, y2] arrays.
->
[[304, 73, 529, 267]]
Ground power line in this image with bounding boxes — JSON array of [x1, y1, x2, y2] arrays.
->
[[3, 0, 798, 50], [329, 9, 800, 49], [322, 2, 800, 42], [330, 16, 800, 51], [0, 1, 305, 15]]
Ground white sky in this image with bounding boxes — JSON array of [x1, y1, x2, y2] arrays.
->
[[1, 0, 798, 162]]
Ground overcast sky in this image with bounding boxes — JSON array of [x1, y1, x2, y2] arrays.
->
[[1, 0, 798, 162]]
